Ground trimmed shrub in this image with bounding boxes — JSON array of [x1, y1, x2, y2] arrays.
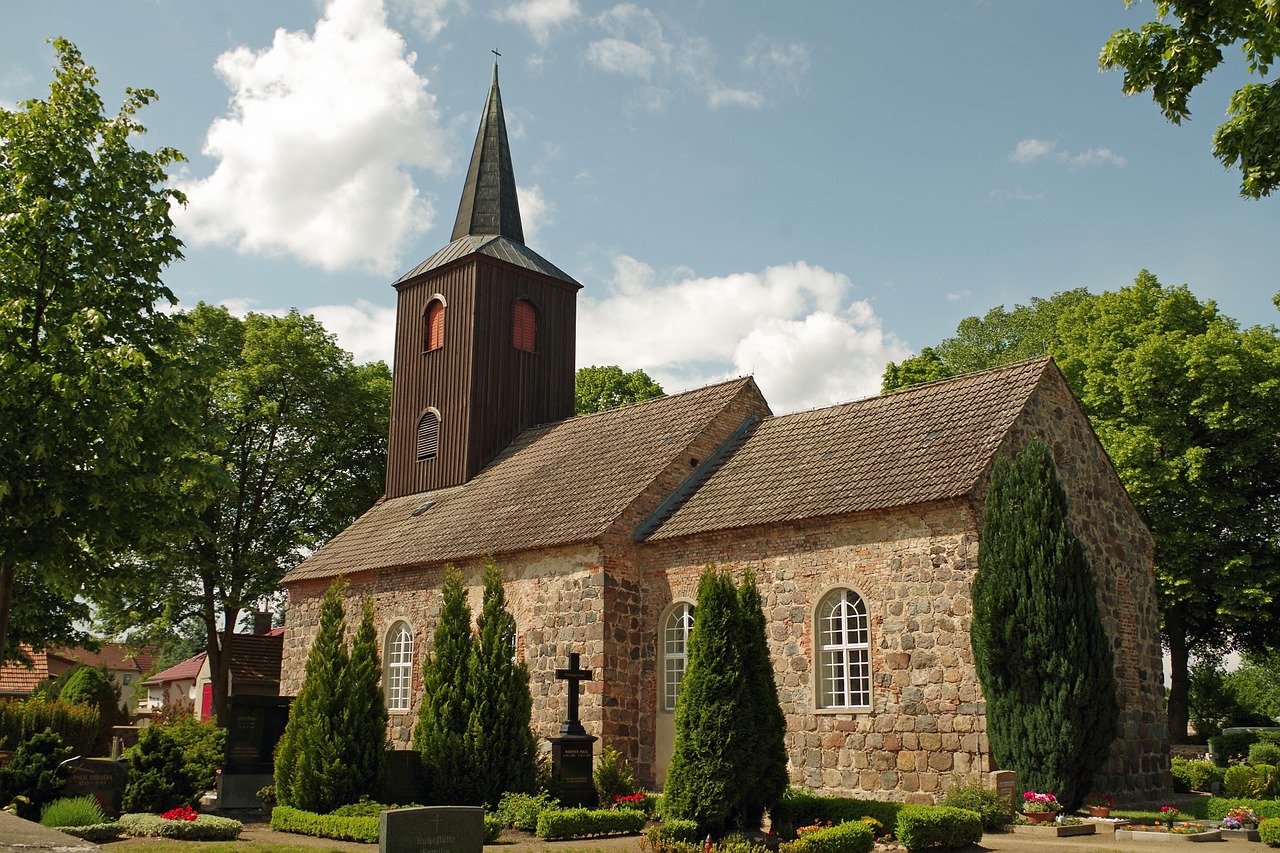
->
[[495, 790, 560, 831], [0, 699, 99, 756], [1211, 730, 1261, 766], [648, 818, 701, 845], [736, 569, 790, 828], [269, 805, 379, 842], [894, 805, 983, 851], [0, 729, 72, 819], [784, 820, 875, 853], [40, 795, 106, 827], [1206, 798, 1280, 820], [162, 716, 225, 794], [117, 813, 242, 840], [1259, 817, 1280, 847], [940, 783, 1013, 830], [57, 823, 122, 843], [1252, 742, 1280, 766], [122, 724, 193, 812], [1225, 764, 1267, 798], [970, 439, 1118, 810], [483, 813, 503, 843], [769, 789, 901, 840], [344, 598, 388, 801], [58, 666, 126, 752], [415, 566, 478, 804], [1171, 757, 1220, 792], [534, 807, 647, 839]]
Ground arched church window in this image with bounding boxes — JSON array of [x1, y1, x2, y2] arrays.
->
[[384, 621, 414, 712], [662, 602, 695, 712], [416, 409, 440, 461], [424, 298, 445, 351], [816, 588, 871, 710], [513, 298, 537, 352]]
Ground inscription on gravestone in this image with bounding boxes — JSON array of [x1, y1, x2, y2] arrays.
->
[[62, 758, 129, 815], [990, 769, 1018, 815], [380, 805, 484, 853]]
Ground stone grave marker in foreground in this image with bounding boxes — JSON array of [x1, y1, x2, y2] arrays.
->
[[990, 769, 1018, 815], [381, 806, 484, 853]]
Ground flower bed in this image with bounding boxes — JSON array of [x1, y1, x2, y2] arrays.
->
[[117, 813, 242, 840], [1115, 824, 1222, 843]]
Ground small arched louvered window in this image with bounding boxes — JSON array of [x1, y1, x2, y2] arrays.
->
[[416, 409, 440, 461], [384, 621, 413, 713], [513, 299, 537, 353], [816, 588, 872, 710], [424, 299, 445, 351]]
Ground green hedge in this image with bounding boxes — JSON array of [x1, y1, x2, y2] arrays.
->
[[770, 789, 901, 839], [269, 806, 379, 843], [1206, 798, 1280, 820], [1171, 757, 1221, 793], [483, 814, 503, 843], [494, 790, 559, 831], [1259, 818, 1280, 847], [782, 820, 875, 853], [56, 823, 123, 843], [1210, 731, 1262, 766], [645, 818, 701, 850], [534, 807, 647, 839], [117, 813, 242, 840], [894, 805, 982, 851], [0, 700, 99, 756]]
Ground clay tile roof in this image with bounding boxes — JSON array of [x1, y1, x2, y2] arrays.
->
[[142, 653, 206, 686], [228, 634, 283, 685], [0, 648, 50, 696], [51, 644, 157, 675], [647, 358, 1052, 540], [284, 377, 763, 583]]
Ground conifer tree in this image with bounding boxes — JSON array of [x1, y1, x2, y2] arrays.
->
[[663, 566, 749, 836], [971, 439, 1119, 809], [735, 568, 789, 827], [343, 597, 388, 799], [469, 557, 536, 806], [414, 566, 479, 804], [275, 577, 350, 813]]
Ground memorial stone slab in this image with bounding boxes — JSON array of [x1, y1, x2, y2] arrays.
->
[[62, 758, 129, 816], [380, 806, 484, 853], [990, 769, 1018, 815]]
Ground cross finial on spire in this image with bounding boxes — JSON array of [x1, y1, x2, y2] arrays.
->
[[492, 49, 501, 58]]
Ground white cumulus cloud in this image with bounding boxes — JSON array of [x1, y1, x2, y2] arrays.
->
[[493, 0, 581, 45], [1010, 137, 1126, 168], [516, 183, 554, 246], [577, 257, 910, 412], [586, 37, 656, 78], [174, 0, 451, 275], [387, 0, 465, 39]]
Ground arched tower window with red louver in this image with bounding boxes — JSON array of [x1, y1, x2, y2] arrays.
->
[[424, 298, 445, 351], [512, 298, 537, 353]]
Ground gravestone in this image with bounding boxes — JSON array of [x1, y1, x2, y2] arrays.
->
[[990, 769, 1018, 815], [547, 650, 598, 807], [217, 694, 292, 808], [62, 758, 129, 816], [380, 805, 484, 853]]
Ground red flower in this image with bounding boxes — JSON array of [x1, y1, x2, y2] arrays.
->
[[159, 806, 199, 821]]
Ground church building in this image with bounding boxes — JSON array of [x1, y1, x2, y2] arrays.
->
[[280, 66, 1170, 802]]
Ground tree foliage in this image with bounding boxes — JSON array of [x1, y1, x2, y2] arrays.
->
[[883, 272, 1280, 742], [99, 303, 390, 722], [415, 566, 479, 804], [345, 597, 388, 799], [735, 569, 789, 828], [971, 440, 1119, 809], [469, 557, 536, 806], [0, 38, 200, 663], [575, 365, 665, 415], [1100, 1, 1280, 198]]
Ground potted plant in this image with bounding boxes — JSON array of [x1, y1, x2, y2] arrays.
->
[[1085, 792, 1115, 818], [1020, 791, 1060, 823], [1160, 805, 1181, 829]]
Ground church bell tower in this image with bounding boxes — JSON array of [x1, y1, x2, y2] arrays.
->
[[385, 64, 581, 499]]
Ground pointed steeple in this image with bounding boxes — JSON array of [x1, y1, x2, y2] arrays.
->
[[451, 63, 524, 244]]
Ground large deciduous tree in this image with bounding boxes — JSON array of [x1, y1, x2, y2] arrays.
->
[[883, 272, 1280, 741], [574, 365, 665, 415], [972, 440, 1119, 809], [99, 304, 390, 722], [0, 38, 199, 663], [1100, 1, 1280, 198]]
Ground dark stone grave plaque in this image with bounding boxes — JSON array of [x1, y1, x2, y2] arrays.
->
[[62, 758, 129, 816], [218, 694, 292, 808], [382, 749, 425, 806], [380, 805, 484, 853], [547, 650, 598, 807]]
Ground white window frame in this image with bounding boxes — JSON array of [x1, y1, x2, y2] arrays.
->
[[661, 602, 695, 712], [385, 621, 414, 713], [815, 587, 872, 710]]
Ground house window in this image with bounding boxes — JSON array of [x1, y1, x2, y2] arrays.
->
[[385, 621, 413, 713], [662, 602, 695, 712], [416, 409, 439, 460], [816, 588, 871, 710], [424, 299, 445, 351], [513, 299, 537, 352]]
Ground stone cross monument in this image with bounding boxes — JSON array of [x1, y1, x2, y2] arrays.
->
[[548, 649, 598, 806]]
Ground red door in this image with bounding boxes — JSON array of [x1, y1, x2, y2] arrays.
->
[[200, 684, 212, 722]]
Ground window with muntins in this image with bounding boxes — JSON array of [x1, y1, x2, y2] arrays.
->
[[385, 621, 413, 712], [817, 588, 871, 709], [662, 602, 695, 712], [425, 299, 445, 351], [513, 299, 537, 352], [416, 410, 439, 460]]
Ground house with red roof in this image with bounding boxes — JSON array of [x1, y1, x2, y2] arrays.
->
[[141, 628, 283, 721], [0, 644, 157, 705]]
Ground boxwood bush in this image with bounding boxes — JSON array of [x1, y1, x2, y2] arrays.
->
[[645, 817, 701, 850], [117, 813, 242, 840], [494, 789, 559, 830], [534, 807, 647, 839], [1211, 731, 1261, 766], [269, 805, 379, 842], [769, 789, 901, 839], [940, 783, 1012, 830], [894, 805, 982, 851], [1259, 818, 1280, 847], [780, 820, 875, 853], [483, 813, 503, 843], [1171, 757, 1221, 792]]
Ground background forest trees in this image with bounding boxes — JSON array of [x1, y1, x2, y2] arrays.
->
[[884, 272, 1280, 741], [574, 365, 664, 415]]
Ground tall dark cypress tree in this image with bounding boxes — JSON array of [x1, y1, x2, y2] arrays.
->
[[971, 439, 1119, 809], [414, 565, 479, 804], [735, 568, 789, 827], [469, 557, 537, 806], [663, 565, 749, 837], [343, 597, 388, 799], [275, 576, 351, 813]]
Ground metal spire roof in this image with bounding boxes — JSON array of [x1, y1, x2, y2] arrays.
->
[[451, 63, 523, 244]]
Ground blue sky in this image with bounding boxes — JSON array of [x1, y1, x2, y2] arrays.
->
[[4, 0, 1277, 412]]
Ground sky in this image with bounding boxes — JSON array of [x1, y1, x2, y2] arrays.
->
[[4, 0, 1278, 413]]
